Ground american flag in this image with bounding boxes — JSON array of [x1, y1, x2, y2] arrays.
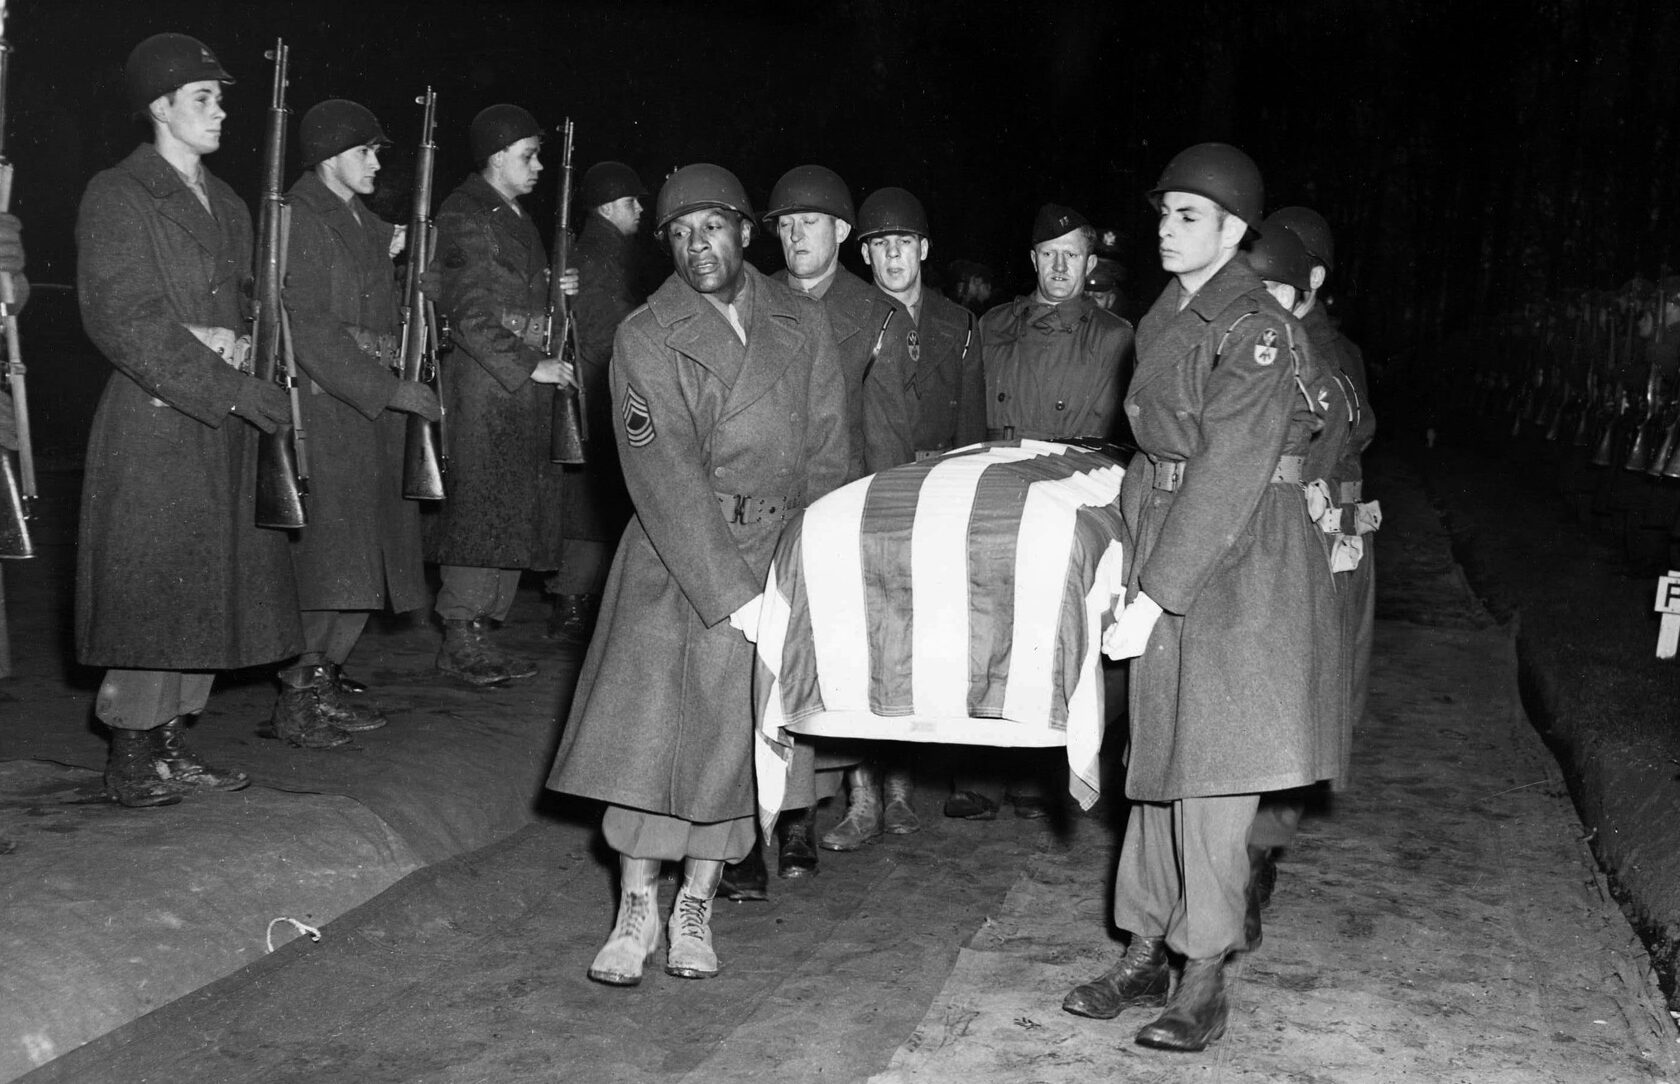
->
[[753, 440, 1127, 832]]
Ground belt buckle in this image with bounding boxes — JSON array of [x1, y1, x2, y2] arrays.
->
[[731, 494, 749, 524]]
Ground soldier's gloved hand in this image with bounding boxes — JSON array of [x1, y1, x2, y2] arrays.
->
[[1102, 591, 1163, 661], [389, 224, 407, 260], [230, 378, 291, 433], [0, 212, 25, 275], [389, 379, 443, 422], [417, 267, 444, 298], [530, 356, 577, 387], [728, 593, 765, 644], [558, 266, 579, 297]]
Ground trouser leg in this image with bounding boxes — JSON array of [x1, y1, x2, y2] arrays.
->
[[1114, 794, 1258, 960], [556, 538, 611, 596], [436, 565, 519, 623], [96, 669, 214, 731], [1247, 791, 1305, 850]]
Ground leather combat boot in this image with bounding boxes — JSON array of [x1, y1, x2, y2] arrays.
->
[[328, 662, 369, 695], [820, 766, 883, 851], [297, 665, 387, 732], [1062, 935, 1169, 1019], [545, 593, 597, 646], [154, 718, 250, 792], [588, 857, 663, 986], [776, 807, 818, 877], [436, 618, 513, 686], [470, 618, 537, 680], [719, 837, 770, 901], [882, 769, 919, 834], [1135, 955, 1230, 1052], [103, 728, 185, 808], [264, 667, 353, 749], [666, 858, 723, 979]]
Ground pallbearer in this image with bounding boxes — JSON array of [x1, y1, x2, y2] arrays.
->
[[75, 34, 301, 805], [267, 99, 440, 747], [547, 164, 849, 986], [1063, 144, 1338, 1052], [425, 104, 573, 685]]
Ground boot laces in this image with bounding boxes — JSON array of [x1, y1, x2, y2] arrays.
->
[[615, 890, 654, 938], [674, 894, 710, 941]]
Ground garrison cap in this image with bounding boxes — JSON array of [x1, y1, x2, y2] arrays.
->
[[299, 99, 390, 168], [125, 33, 233, 115], [470, 103, 542, 164], [580, 161, 648, 208], [1031, 203, 1090, 246]]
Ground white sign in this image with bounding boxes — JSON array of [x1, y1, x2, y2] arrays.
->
[[1658, 572, 1680, 660]]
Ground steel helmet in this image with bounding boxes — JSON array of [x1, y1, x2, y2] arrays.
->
[[1268, 205, 1335, 274], [125, 33, 233, 115], [655, 163, 755, 231], [1247, 218, 1314, 291], [469, 104, 541, 164], [1148, 142, 1264, 226], [856, 187, 929, 240], [764, 164, 854, 226], [580, 161, 648, 208], [299, 99, 390, 168]]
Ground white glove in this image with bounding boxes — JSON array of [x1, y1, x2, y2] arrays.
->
[[728, 592, 765, 644], [1102, 592, 1164, 661]]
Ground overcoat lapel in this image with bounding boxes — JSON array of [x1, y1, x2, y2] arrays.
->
[[646, 274, 739, 383], [129, 147, 223, 257], [723, 267, 802, 422]]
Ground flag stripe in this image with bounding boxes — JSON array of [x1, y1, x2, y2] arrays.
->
[[860, 467, 929, 713], [801, 477, 872, 710]]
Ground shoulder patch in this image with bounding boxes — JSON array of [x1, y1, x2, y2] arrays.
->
[[622, 383, 655, 448], [1254, 326, 1280, 367]]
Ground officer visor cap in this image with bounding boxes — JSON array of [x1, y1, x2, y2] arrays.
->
[[125, 33, 233, 115], [1031, 203, 1091, 246], [299, 99, 390, 168], [581, 161, 649, 208]]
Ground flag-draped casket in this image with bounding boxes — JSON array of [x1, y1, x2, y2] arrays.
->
[[753, 440, 1127, 831]]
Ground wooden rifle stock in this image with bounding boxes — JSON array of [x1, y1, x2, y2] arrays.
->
[[400, 87, 445, 501], [0, 0, 32, 560], [546, 117, 585, 465], [252, 39, 306, 529]]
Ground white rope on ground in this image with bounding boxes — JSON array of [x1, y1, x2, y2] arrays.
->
[[265, 916, 322, 953]]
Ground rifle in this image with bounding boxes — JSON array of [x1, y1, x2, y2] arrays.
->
[[545, 117, 585, 465], [252, 39, 306, 529], [0, 0, 31, 560], [399, 87, 445, 501]]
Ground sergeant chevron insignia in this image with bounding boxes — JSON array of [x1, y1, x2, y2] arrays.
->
[[623, 383, 655, 447], [1255, 327, 1279, 366]]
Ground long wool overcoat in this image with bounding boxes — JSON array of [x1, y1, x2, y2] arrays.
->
[[423, 173, 564, 570], [75, 145, 301, 669], [1120, 257, 1341, 801], [560, 213, 640, 542], [776, 266, 913, 480], [282, 172, 427, 614], [547, 266, 851, 824]]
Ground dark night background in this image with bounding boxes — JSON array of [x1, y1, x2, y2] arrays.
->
[[9, 0, 1680, 377]]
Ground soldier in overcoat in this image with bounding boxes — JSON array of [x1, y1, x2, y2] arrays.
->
[[547, 164, 850, 986], [550, 161, 648, 644], [1063, 145, 1337, 1053], [75, 34, 301, 806], [270, 99, 441, 747], [980, 203, 1135, 446], [1242, 215, 1364, 930], [736, 164, 912, 880], [425, 104, 573, 685]]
